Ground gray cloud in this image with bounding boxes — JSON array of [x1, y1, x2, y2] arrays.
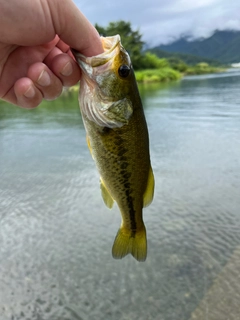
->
[[74, 0, 240, 46]]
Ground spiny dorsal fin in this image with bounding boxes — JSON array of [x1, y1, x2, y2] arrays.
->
[[143, 166, 155, 208], [100, 178, 114, 209]]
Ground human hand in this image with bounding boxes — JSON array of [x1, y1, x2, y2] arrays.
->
[[0, 0, 103, 108]]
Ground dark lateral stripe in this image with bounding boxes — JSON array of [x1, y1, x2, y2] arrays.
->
[[114, 134, 136, 236], [125, 190, 137, 237]]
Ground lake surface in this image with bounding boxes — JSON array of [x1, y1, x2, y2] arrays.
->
[[1, 69, 240, 320]]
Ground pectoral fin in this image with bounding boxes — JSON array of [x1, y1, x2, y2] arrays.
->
[[86, 135, 94, 159], [100, 178, 114, 209], [143, 166, 155, 208]]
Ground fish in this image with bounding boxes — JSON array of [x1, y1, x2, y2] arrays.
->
[[72, 35, 154, 261]]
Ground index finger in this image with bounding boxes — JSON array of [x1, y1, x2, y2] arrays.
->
[[48, 0, 103, 57]]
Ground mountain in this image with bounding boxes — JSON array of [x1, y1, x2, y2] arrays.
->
[[155, 30, 240, 63], [148, 48, 224, 66]]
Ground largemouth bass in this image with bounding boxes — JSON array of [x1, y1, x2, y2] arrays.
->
[[72, 35, 154, 261]]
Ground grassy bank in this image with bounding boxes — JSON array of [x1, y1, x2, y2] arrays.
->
[[135, 58, 226, 83], [135, 68, 182, 83], [135, 63, 226, 83], [184, 62, 226, 75]]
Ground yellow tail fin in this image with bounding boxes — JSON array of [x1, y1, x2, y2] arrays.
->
[[112, 226, 147, 262]]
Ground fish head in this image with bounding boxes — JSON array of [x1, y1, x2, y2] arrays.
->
[[72, 35, 137, 128]]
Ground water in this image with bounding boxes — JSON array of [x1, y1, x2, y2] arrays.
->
[[1, 69, 240, 320]]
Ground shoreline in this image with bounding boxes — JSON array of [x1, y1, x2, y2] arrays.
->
[[135, 66, 226, 83], [65, 67, 228, 93]]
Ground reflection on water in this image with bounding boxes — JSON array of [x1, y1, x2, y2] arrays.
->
[[1, 70, 240, 319]]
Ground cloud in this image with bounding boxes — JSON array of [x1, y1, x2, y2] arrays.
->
[[74, 0, 240, 46]]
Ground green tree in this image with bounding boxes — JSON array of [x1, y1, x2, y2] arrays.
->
[[167, 58, 188, 72], [141, 52, 169, 69], [95, 21, 144, 70]]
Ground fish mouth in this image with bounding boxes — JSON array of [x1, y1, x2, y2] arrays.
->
[[71, 35, 121, 69], [71, 35, 122, 88]]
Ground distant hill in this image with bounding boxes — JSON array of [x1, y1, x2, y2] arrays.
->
[[155, 30, 240, 63], [148, 48, 224, 66]]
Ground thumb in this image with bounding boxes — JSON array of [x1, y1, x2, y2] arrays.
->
[[48, 0, 103, 57]]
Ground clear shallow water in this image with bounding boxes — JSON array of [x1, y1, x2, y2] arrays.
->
[[1, 70, 240, 320]]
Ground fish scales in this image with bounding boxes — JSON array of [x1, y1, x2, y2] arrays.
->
[[72, 35, 154, 261], [84, 102, 149, 229]]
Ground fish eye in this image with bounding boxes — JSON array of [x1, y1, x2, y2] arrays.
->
[[118, 65, 131, 78]]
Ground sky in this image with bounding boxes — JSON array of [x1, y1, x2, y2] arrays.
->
[[74, 0, 240, 47]]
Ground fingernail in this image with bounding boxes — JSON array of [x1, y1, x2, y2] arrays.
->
[[37, 70, 51, 86], [61, 62, 73, 76], [24, 85, 35, 98]]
